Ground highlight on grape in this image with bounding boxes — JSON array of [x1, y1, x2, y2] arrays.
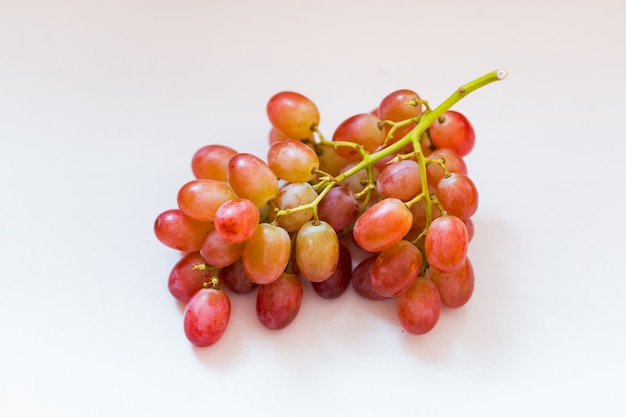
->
[[154, 70, 507, 347]]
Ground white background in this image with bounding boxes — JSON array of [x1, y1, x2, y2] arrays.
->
[[1, 0, 625, 415]]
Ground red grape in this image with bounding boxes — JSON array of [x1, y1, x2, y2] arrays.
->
[[351, 255, 389, 300], [430, 257, 474, 308], [397, 277, 441, 335], [310, 243, 352, 299], [242, 223, 291, 285], [266, 91, 320, 140], [183, 288, 231, 347], [191, 144, 238, 181], [317, 185, 359, 232], [376, 159, 422, 201], [429, 110, 475, 156], [353, 198, 413, 252], [219, 258, 258, 294], [332, 113, 385, 160], [426, 148, 467, 187], [371, 240, 423, 297], [177, 179, 236, 222], [227, 153, 278, 208], [214, 198, 260, 243], [168, 252, 211, 302], [425, 215, 468, 273], [154, 209, 212, 252], [436, 172, 478, 220], [267, 139, 319, 183], [295, 220, 340, 282], [256, 272, 303, 330]]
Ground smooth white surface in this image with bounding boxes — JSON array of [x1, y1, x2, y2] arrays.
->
[[1, 0, 625, 415]]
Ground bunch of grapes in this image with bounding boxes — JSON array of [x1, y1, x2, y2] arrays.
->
[[154, 70, 507, 347]]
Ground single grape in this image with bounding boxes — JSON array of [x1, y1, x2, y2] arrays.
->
[[256, 272, 303, 330], [191, 144, 238, 181], [424, 215, 468, 273], [219, 258, 258, 294], [199, 225, 244, 268], [377, 89, 423, 144], [267, 139, 319, 183], [429, 257, 474, 308], [426, 148, 467, 187], [351, 255, 389, 300], [266, 91, 320, 140], [317, 185, 360, 232], [227, 153, 279, 208], [270, 182, 317, 232], [317, 144, 350, 177], [436, 172, 478, 220], [408, 187, 442, 232], [376, 159, 422, 201], [295, 220, 340, 282], [332, 113, 385, 161], [268, 127, 287, 145], [183, 288, 231, 347], [371, 240, 423, 297], [339, 162, 380, 198], [242, 223, 291, 284], [168, 252, 212, 302], [310, 243, 352, 299], [428, 110, 475, 156], [353, 198, 413, 252], [463, 217, 475, 242], [154, 209, 212, 252], [214, 198, 260, 243], [397, 277, 441, 335], [177, 179, 236, 222]]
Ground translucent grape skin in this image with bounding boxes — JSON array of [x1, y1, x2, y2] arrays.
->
[[332, 113, 385, 161], [376, 159, 422, 201], [426, 148, 467, 187], [199, 225, 244, 268], [267, 139, 319, 183], [429, 257, 475, 308], [310, 243, 352, 299], [154, 209, 212, 252], [351, 255, 389, 300], [214, 198, 260, 243], [353, 198, 413, 252], [177, 179, 236, 222], [270, 182, 317, 232], [436, 172, 479, 220], [371, 240, 423, 297], [295, 220, 340, 282], [266, 91, 320, 140], [425, 215, 469, 273], [191, 144, 238, 181], [242, 223, 291, 285], [168, 252, 212, 302], [377, 89, 423, 144], [317, 185, 360, 232], [183, 288, 231, 347], [428, 110, 475, 157], [256, 272, 303, 330], [219, 258, 258, 295], [397, 277, 441, 335], [227, 153, 279, 208]]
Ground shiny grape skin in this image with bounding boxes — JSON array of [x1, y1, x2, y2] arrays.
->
[[295, 220, 340, 282], [436, 172, 479, 220], [154, 209, 212, 252], [428, 110, 475, 157], [430, 257, 475, 308], [242, 223, 291, 285], [332, 113, 385, 161], [424, 215, 468, 273], [191, 144, 238, 181], [267, 139, 319, 183], [177, 179, 236, 222], [183, 288, 231, 347], [371, 240, 423, 297], [397, 277, 441, 335], [227, 153, 279, 209], [168, 252, 211, 302], [310, 243, 352, 299], [266, 91, 320, 140], [213, 198, 260, 243], [256, 272, 303, 330], [353, 198, 413, 252]]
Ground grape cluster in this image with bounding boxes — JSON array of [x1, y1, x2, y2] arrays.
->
[[154, 70, 506, 347]]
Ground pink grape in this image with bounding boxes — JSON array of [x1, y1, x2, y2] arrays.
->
[[199, 225, 244, 268], [429, 110, 475, 156], [266, 91, 320, 140], [242, 223, 291, 285], [426, 148, 467, 187], [270, 182, 317, 232], [191, 144, 238, 181], [295, 220, 339, 282], [267, 139, 319, 183], [436, 172, 478, 220], [168, 252, 211, 302], [425, 215, 468, 273], [377, 89, 423, 144], [177, 179, 236, 222], [183, 288, 231, 347], [397, 277, 441, 335], [310, 243, 352, 299], [353, 198, 413, 252], [376, 159, 422, 201], [371, 240, 423, 297], [256, 272, 303, 330], [154, 209, 212, 252], [429, 257, 474, 308], [214, 198, 260, 243], [317, 185, 360, 232], [228, 153, 279, 208], [332, 113, 385, 161]]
